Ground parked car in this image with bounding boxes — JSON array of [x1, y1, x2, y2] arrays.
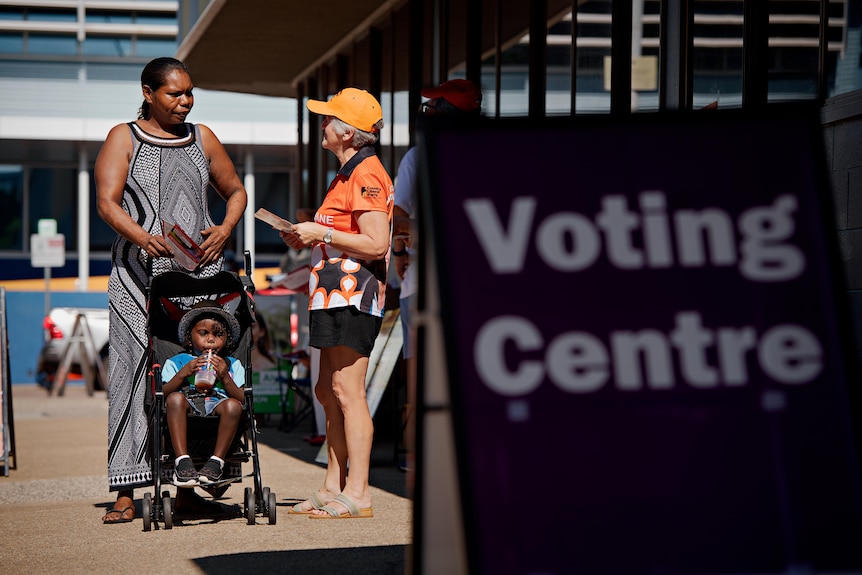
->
[[36, 307, 110, 390]]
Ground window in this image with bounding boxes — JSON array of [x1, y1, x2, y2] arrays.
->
[[83, 37, 131, 57], [27, 33, 77, 55], [135, 14, 176, 26], [29, 168, 77, 245], [692, 0, 744, 108], [0, 166, 23, 250], [0, 32, 24, 53], [135, 37, 177, 57], [576, 0, 613, 114], [27, 8, 75, 23], [828, 0, 861, 97], [0, 7, 24, 21], [86, 11, 133, 24]]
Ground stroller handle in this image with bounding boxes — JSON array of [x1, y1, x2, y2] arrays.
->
[[152, 364, 163, 395]]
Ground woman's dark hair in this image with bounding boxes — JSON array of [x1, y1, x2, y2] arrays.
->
[[138, 57, 191, 120]]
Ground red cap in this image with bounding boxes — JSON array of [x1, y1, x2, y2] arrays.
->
[[421, 79, 482, 112]]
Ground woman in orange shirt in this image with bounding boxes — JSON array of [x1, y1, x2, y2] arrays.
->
[[282, 88, 393, 518]]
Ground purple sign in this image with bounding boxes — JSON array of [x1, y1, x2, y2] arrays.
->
[[421, 111, 862, 574]]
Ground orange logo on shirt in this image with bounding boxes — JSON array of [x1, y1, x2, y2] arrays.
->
[[361, 186, 381, 198]]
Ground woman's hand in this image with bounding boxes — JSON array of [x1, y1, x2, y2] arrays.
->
[[199, 223, 231, 266], [279, 229, 302, 249], [281, 222, 324, 249], [143, 234, 173, 259]]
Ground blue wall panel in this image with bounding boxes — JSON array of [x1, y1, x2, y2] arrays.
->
[[4, 291, 108, 384]]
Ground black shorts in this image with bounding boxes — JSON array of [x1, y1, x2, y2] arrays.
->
[[309, 307, 383, 356]]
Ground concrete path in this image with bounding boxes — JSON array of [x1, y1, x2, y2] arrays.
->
[[0, 384, 412, 574]]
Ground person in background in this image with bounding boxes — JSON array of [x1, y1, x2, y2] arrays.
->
[[282, 87, 393, 518], [250, 309, 275, 421], [96, 56, 247, 524], [251, 310, 276, 372], [392, 79, 482, 477]]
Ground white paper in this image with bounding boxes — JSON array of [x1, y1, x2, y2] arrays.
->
[[254, 208, 294, 232]]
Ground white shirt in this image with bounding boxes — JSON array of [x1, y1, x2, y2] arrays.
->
[[394, 147, 418, 298]]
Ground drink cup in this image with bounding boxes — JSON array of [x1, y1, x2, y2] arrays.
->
[[194, 367, 216, 393]]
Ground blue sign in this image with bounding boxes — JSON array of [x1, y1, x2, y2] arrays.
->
[[421, 109, 862, 574]]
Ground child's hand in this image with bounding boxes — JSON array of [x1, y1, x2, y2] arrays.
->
[[208, 353, 229, 380], [179, 356, 205, 378]]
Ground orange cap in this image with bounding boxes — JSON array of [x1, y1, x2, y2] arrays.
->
[[306, 88, 383, 133]]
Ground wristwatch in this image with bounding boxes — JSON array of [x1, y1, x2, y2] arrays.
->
[[323, 227, 333, 245]]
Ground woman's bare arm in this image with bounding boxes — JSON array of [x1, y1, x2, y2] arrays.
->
[[197, 124, 248, 266], [95, 124, 173, 258]]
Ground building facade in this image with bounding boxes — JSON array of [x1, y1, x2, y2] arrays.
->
[[0, 0, 298, 283]]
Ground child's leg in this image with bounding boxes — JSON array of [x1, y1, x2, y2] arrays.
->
[[210, 397, 242, 460], [166, 391, 192, 456]]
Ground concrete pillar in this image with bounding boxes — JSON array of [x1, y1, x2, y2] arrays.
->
[[77, 148, 89, 291], [244, 151, 255, 272]]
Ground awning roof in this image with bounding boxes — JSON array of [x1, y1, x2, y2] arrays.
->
[[176, 0, 404, 99]]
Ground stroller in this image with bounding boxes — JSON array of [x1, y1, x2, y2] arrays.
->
[[141, 253, 276, 530]]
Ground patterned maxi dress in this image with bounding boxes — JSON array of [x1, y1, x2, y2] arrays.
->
[[107, 122, 223, 490]]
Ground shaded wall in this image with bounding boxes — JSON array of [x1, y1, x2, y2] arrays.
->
[[823, 98, 862, 373]]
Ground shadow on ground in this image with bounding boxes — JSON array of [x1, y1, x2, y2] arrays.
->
[[195, 545, 408, 574]]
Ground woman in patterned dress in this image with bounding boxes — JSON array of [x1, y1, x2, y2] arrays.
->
[[95, 57, 247, 524]]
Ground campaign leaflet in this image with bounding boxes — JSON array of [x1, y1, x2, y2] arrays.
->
[[254, 208, 294, 232], [162, 219, 204, 271]]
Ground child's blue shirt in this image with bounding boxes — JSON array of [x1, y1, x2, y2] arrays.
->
[[161, 352, 245, 399]]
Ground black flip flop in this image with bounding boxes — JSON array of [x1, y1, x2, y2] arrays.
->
[[103, 506, 134, 524]]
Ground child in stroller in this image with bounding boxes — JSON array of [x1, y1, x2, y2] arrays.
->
[[161, 300, 245, 487], [141, 265, 276, 530]]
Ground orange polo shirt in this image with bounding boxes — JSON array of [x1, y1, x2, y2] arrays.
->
[[309, 146, 394, 317]]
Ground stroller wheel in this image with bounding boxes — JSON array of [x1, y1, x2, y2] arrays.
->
[[142, 492, 152, 532], [162, 493, 173, 529], [267, 490, 277, 525], [245, 487, 255, 525]]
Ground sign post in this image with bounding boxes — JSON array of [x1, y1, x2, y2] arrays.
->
[[30, 219, 65, 323], [419, 109, 862, 574]]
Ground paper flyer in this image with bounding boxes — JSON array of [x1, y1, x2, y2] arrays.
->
[[254, 208, 294, 232], [162, 219, 204, 271]]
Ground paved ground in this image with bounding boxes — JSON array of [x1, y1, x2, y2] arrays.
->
[[0, 384, 412, 575]]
